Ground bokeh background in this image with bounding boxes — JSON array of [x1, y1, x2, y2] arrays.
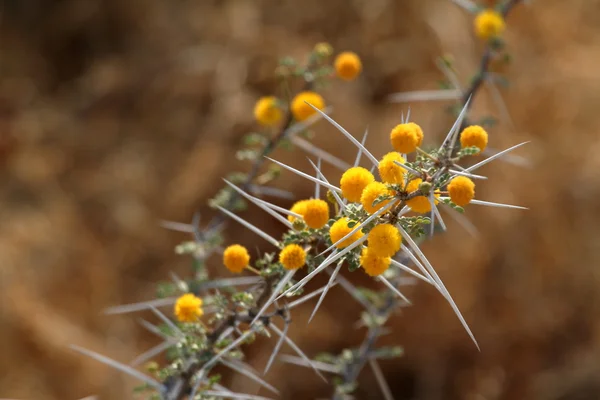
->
[[2, 0, 600, 399]]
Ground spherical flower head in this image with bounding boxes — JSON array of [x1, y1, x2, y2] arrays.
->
[[378, 152, 406, 184], [367, 223, 401, 258], [390, 122, 424, 154], [288, 200, 309, 223], [334, 51, 362, 81], [291, 91, 325, 122], [223, 244, 250, 273], [253, 96, 283, 126], [405, 178, 439, 214], [329, 217, 364, 249], [340, 166, 375, 203], [360, 247, 391, 277], [314, 42, 334, 58], [447, 176, 475, 207], [174, 293, 203, 322], [460, 125, 488, 153], [360, 181, 394, 215], [474, 9, 505, 40], [279, 244, 306, 270], [302, 199, 330, 229]]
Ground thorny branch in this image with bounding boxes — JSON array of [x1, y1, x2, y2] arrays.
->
[[332, 1, 523, 397]]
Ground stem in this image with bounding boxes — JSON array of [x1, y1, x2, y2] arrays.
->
[[332, 2, 523, 397]]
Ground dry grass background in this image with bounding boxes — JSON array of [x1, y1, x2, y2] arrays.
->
[[1, 0, 600, 399]]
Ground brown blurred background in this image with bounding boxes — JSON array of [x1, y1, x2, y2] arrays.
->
[[1, 0, 600, 399]]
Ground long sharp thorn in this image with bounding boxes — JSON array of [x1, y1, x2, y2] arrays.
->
[[287, 282, 339, 309], [470, 199, 528, 210], [305, 102, 379, 166], [315, 157, 322, 199], [247, 184, 295, 200], [429, 195, 436, 238], [406, 106, 411, 122], [251, 270, 296, 326], [131, 341, 173, 366], [203, 390, 275, 400], [70, 345, 165, 392], [308, 260, 343, 324], [285, 234, 368, 297], [388, 89, 462, 103], [266, 157, 342, 193], [159, 220, 194, 233], [441, 96, 471, 152], [221, 359, 279, 395], [465, 141, 531, 172], [354, 128, 369, 167], [277, 251, 338, 300], [205, 329, 256, 369], [223, 180, 292, 228], [307, 159, 344, 208], [149, 306, 184, 338], [138, 319, 169, 339], [448, 169, 487, 180], [397, 226, 479, 349], [291, 135, 350, 171], [331, 271, 377, 314], [279, 355, 340, 374], [264, 322, 289, 374], [269, 324, 327, 382], [217, 206, 279, 247], [378, 276, 411, 304], [389, 259, 431, 284], [393, 160, 420, 176], [319, 200, 395, 256], [369, 358, 394, 400], [104, 297, 177, 315], [284, 105, 332, 137], [431, 198, 446, 232]]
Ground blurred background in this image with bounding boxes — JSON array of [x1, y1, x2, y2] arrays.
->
[[2, 0, 600, 399]]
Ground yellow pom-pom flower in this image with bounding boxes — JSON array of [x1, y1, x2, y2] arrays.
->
[[340, 166, 375, 203], [447, 176, 476, 207], [314, 42, 334, 58], [360, 247, 391, 277], [287, 200, 309, 223], [174, 293, 203, 323], [390, 122, 424, 154], [223, 244, 250, 273], [302, 199, 330, 229], [460, 125, 488, 153], [378, 152, 406, 184], [279, 244, 306, 270], [360, 181, 394, 215], [334, 51, 362, 81], [474, 9, 506, 40], [291, 91, 325, 122], [405, 178, 439, 214], [329, 217, 364, 249], [253, 96, 283, 126], [367, 223, 401, 258]]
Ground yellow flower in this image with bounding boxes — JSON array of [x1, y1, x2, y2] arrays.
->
[[291, 91, 325, 121], [329, 217, 364, 249], [279, 244, 306, 270], [334, 51, 362, 81], [378, 152, 406, 184], [447, 176, 475, 206], [287, 200, 309, 223], [460, 125, 488, 153], [340, 166, 375, 203], [405, 178, 439, 214], [474, 9, 505, 40], [314, 42, 333, 58], [302, 199, 330, 229], [174, 293, 203, 322], [360, 181, 394, 215], [223, 244, 250, 273], [367, 223, 401, 258], [360, 247, 391, 277], [253, 96, 283, 126], [390, 122, 424, 154]]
